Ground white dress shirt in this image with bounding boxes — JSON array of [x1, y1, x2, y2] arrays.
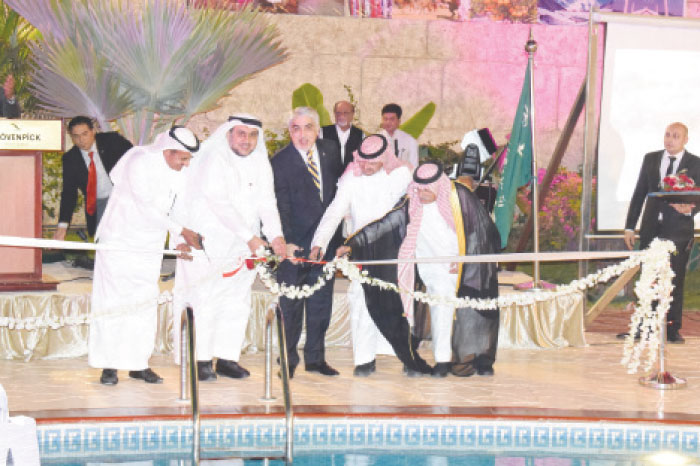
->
[[80, 142, 113, 200]]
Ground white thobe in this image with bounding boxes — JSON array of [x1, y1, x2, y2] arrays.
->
[[381, 128, 419, 168], [312, 166, 412, 365], [415, 203, 459, 363], [89, 150, 184, 370], [173, 148, 282, 362]]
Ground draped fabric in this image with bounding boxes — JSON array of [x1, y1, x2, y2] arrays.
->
[[344, 198, 432, 374], [450, 182, 501, 375]]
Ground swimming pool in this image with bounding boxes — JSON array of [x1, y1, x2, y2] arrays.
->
[[36, 416, 700, 465]]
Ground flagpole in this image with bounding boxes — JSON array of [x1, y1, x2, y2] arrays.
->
[[525, 29, 540, 288]]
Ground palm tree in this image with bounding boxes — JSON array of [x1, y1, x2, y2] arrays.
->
[[4, 0, 287, 143], [0, 1, 40, 112]]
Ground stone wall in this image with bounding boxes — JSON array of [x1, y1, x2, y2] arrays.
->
[[188, 14, 593, 169]]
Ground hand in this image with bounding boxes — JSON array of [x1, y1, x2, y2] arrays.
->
[[286, 243, 301, 259], [176, 243, 193, 261], [3, 75, 15, 99], [270, 236, 287, 258], [623, 230, 635, 251], [247, 235, 267, 255], [670, 202, 694, 215], [309, 246, 324, 261], [335, 245, 351, 258], [53, 226, 67, 241], [181, 227, 203, 250], [449, 262, 458, 274]]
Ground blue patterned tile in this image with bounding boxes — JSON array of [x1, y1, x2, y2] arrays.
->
[[607, 428, 624, 450], [237, 423, 256, 447], [514, 426, 531, 448], [533, 426, 549, 448], [589, 427, 605, 449], [551, 427, 568, 448], [644, 429, 661, 451], [162, 425, 181, 449], [367, 423, 384, 447], [386, 424, 403, 446], [103, 426, 121, 452], [570, 427, 586, 448], [664, 430, 680, 450], [422, 425, 439, 446], [330, 423, 348, 446], [312, 424, 330, 446], [63, 428, 83, 453], [43, 429, 62, 454], [495, 425, 513, 447], [440, 425, 457, 446], [294, 423, 311, 446], [257, 424, 275, 447], [682, 431, 698, 453], [626, 429, 643, 450], [142, 425, 160, 451], [459, 425, 477, 447], [201, 425, 218, 448], [122, 426, 141, 451], [220, 424, 236, 448], [84, 427, 101, 452], [405, 425, 420, 446], [348, 423, 366, 446]]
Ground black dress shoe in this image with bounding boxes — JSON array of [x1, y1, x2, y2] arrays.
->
[[476, 366, 495, 376], [616, 332, 641, 341], [278, 365, 296, 379], [129, 368, 163, 384], [216, 359, 250, 379], [100, 368, 118, 385], [369, 359, 376, 372], [197, 360, 217, 382], [305, 361, 339, 376], [353, 361, 374, 377], [667, 331, 685, 344], [405, 368, 424, 378], [431, 362, 451, 378]]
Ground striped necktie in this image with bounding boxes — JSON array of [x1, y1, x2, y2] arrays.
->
[[307, 147, 321, 198]]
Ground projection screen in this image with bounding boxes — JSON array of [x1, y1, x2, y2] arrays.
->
[[597, 16, 700, 231]]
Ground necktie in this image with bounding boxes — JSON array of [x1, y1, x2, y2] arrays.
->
[[394, 139, 400, 158], [665, 156, 676, 177], [86, 151, 97, 216], [307, 147, 321, 198]]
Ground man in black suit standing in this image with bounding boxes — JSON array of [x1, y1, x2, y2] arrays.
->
[[271, 107, 344, 377], [623, 122, 700, 343], [321, 100, 363, 168], [53, 116, 133, 241], [0, 75, 20, 118]]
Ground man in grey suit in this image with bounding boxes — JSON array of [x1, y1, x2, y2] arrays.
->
[[1, 75, 20, 118], [623, 122, 700, 343]]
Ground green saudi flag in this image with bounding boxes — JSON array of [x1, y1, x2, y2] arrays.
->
[[494, 65, 533, 249]]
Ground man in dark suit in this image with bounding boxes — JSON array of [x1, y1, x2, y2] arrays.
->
[[53, 116, 133, 241], [1, 75, 20, 118], [271, 107, 344, 377], [623, 122, 700, 343], [321, 100, 363, 168]]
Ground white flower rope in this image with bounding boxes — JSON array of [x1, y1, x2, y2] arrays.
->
[[0, 235, 676, 373]]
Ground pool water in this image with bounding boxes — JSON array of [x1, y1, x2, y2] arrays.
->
[[38, 450, 700, 465]]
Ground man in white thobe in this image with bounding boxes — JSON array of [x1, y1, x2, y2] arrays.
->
[[173, 115, 286, 381], [89, 126, 202, 386], [309, 134, 412, 376], [397, 162, 459, 377], [379, 103, 419, 168]]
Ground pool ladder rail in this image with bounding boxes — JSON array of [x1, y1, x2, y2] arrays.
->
[[179, 302, 295, 464]]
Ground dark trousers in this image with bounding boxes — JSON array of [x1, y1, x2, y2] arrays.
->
[[277, 260, 335, 369], [642, 222, 693, 331]]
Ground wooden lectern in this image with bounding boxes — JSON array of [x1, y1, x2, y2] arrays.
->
[[0, 119, 63, 291]]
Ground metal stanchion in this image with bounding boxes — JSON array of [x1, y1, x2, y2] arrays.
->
[[639, 320, 686, 389], [260, 303, 277, 403]]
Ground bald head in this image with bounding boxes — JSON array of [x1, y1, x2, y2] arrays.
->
[[333, 100, 354, 131], [664, 122, 688, 156]]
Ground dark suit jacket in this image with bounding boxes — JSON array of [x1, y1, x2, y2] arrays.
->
[[271, 138, 344, 260], [321, 124, 363, 168], [58, 131, 133, 236], [625, 149, 700, 247], [0, 95, 20, 118]]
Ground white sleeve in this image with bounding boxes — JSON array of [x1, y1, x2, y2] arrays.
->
[[311, 178, 353, 252], [126, 157, 182, 235], [258, 160, 284, 241], [407, 135, 419, 168]]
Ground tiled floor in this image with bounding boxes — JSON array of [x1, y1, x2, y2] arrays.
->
[[3, 332, 700, 423]]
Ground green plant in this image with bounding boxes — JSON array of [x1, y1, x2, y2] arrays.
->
[[419, 139, 460, 167], [265, 127, 290, 157], [6, 0, 287, 144], [399, 102, 435, 140], [0, 1, 40, 112], [291, 83, 332, 126], [41, 150, 62, 219]]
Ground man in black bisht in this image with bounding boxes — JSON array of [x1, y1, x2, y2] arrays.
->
[[346, 161, 500, 377]]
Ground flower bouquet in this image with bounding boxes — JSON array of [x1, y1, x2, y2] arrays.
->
[[648, 170, 700, 203]]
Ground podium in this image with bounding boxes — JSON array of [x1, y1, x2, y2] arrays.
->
[[0, 119, 63, 291]]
